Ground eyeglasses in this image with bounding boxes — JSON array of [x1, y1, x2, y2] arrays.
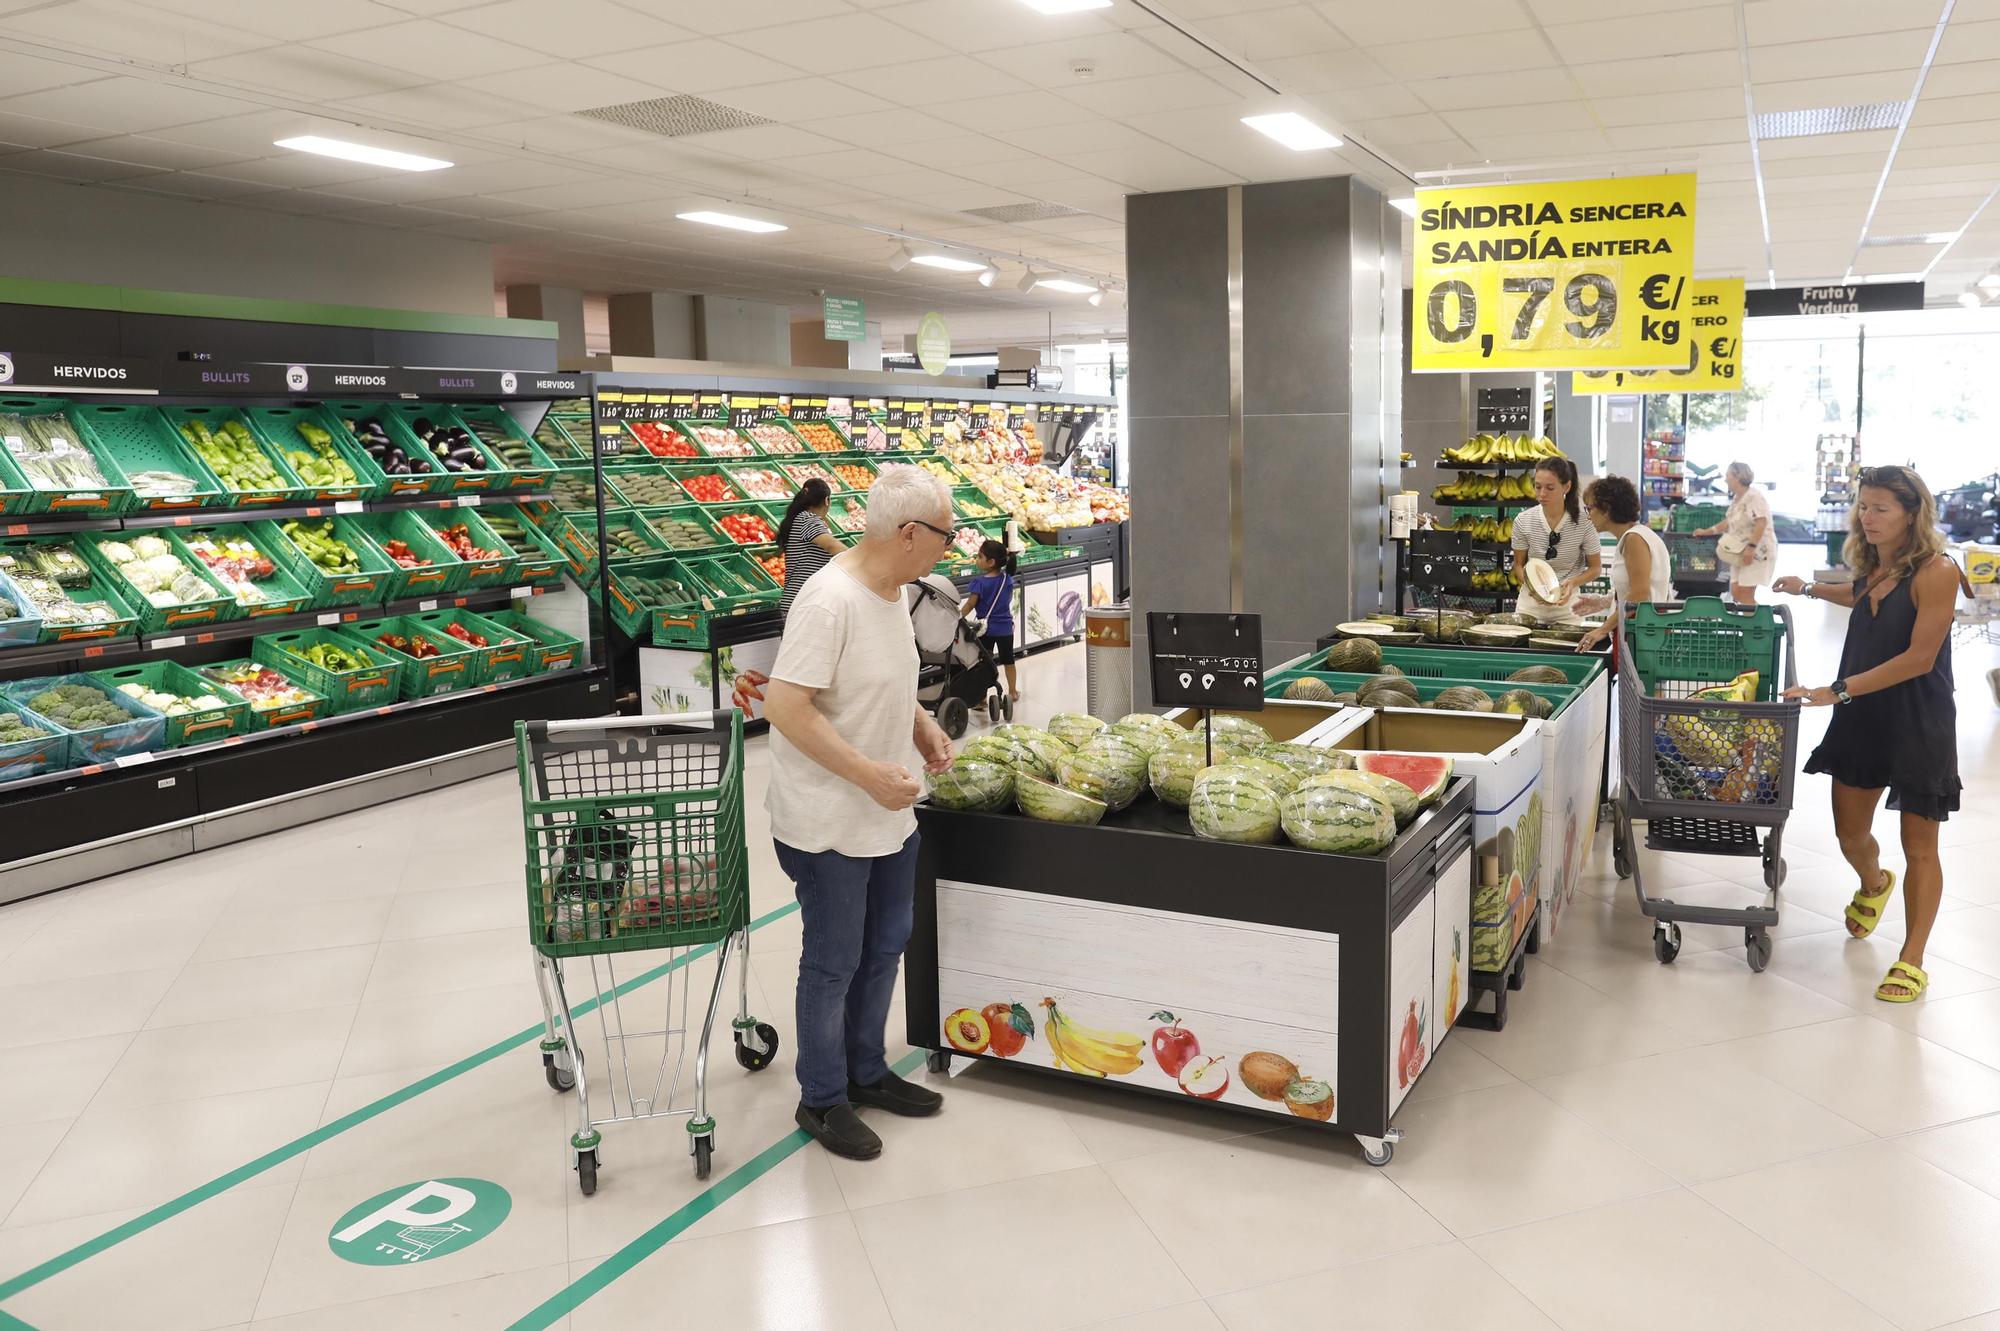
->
[[907, 518, 957, 542], [1545, 532, 1562, 560]]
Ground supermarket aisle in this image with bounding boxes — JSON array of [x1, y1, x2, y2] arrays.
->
[[0, 620, 1998, 1330]]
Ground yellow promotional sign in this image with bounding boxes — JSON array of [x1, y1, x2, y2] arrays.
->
[[1411, 174, 1698, 373], [1572, 278, 1745, 394]]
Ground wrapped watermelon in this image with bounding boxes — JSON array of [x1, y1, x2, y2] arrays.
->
[[1016, 773, 1107, 825], [1255, 741, 1354, 780], [1188, 713, 1270, 748], [1302, 771, 1418, 828], [1148, 742, 1209, 808], [991, 723, 1072, 773], [1188, 766, 1283, 844], [1218, 753, 1302, 797], [1046, 711, 1107, 749], [960, 734, 1055, 780], [1281, 781, 1396, 854], [1110, 712, 1182, 756], [926, 758, 1015, 812], [1355, 752, 1454, 810], [1058, 741, 1147, 811]]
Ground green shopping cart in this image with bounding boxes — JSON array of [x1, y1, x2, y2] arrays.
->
[[516, 710, 779, 1193]]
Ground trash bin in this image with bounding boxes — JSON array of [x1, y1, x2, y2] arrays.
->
[[1085, 603, 1131, 722]]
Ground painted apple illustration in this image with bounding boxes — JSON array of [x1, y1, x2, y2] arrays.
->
[[1178, 1055, 1229, 1099], [1149, 1010, 1199, 1078], [944, 1007, 991, 1055], [980, 1001, 1035, 1058], [1396, 999, 1428, 1089]]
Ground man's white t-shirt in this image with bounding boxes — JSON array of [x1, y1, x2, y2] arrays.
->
[[766, 561, 920, 858]]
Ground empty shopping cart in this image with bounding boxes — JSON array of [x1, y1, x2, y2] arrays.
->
[[518, 710, 779, 1193]]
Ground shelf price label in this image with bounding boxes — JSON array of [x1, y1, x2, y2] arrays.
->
[[1572, 277, 1744, 394], [1411, 174, 1696, 373]]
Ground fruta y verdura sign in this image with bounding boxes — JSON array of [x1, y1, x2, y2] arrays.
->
[[1411, 174, 1697, 373]]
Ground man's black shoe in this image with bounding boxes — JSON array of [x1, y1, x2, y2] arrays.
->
[[796, 1102, 882, 1159], [848, 1070, 943, 1117]]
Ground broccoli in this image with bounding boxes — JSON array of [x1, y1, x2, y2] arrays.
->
[[26, 683, 129, 729]]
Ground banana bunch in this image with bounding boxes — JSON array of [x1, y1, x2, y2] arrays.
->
[[1449, 515, 1515, 542], [1497, 472, 1535, 500], [1470, 569, 1522, 592], [1041, 998, 1142, 1078], [1441, 434, 1564, 464], [1434, 475, 1499, 502]]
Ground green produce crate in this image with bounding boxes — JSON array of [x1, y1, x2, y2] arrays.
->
[[1265, 668, 1576, 715], [903, 454, 963, 488], [479, 505, 570, 589], [682, 420, 768, 458], [91, 659, 251, 747], [255, 517, 397, 608], [605, 556, 702, 638], [70, 403, 227, 513], [0, 696, 66, 783], [547, 466, 613, 513], [181, 524, 313, 620], [478, 607, 582, 674], [160, 405, 305, 506], [1671, 502, 1727, 534], [80, 530, 240, 635], [824, 494, 868, 536], [412, 506, 520, 591], [708, 503, 779, 548], [322, 402, 449, 498], [637, 503, 727, 554], [786, 419, 852, 455], [1372, 645, 1604, 686], [776, 458, 841, 494], [743, 544, 787, 587], [356, 510, 467, 601], [403, 407, 504, 494], [952, 485, 1007, 523], [720, 461, 796, 504], [4, 672, 165, 767], [681, 550, 779, 623], [1626, 596, 1787, 699], [531, 411, 588, 462], [0, 545, 139, 646], [0, 443, 35, 518], [568, 507, 671, 564], [451, 403, 557, 491], [242, 406, 371, 502], [0, 569, 42, 647], [254, 628, 402, 715], [0, 395, 138, 516], [825, 456, 880, 495], [665, 463, 744, 506], [606, 465, 683, 510], [453, 609, 535, 684], [197, 658, 327, 731], [350, 613, 490, 698]]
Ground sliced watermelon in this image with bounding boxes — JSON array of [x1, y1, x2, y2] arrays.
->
[[1356, 752, 1453, 807]]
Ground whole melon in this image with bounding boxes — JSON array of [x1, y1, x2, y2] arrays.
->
[[1421, 611, 1477, 644], [1148, 742, 1209, 808], [1303, 770, 1418, 828], [1190, 714, 1271, 747], [1074, 731, 1152, 808], [1358, 672, 1419, 701], [1331, 692, 1359, 704], [1255, 741, 1352, 781], [1046, 712, 1107, 749], [1283, 676, 1339, 703], [1111, 712, 1182, 756], [1188, 766, 1283, 844], [1058, 746, 1146, 811], [1482, 612, 1532, 628], [1506, 664, 1569, 685], [1281, 781, 1396, 854], [1496, 688, 1552, 719], [1432, 685, 1495, 713], [1016, 774, 1108, 825], [1219, 753, 1302, 796], [960, 734, 1055, 780], [1322, 637, 1383, 673], [926, 758, 1015, 812]]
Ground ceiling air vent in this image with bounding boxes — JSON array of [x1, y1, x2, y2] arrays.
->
[[962, 201, 1091, 223], [1754, 101, 1907, 139], [574, 94, 770, 138]]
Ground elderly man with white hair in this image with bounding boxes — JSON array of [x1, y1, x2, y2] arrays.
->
[[763, 463, 957, 1161]]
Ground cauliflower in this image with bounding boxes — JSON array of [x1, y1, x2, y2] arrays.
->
[[131, 535, 172, 560]]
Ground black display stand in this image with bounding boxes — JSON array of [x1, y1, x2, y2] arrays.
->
[[1459, 906, 1541, 1033]]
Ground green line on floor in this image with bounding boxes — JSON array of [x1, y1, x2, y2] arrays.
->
[[0, 1307, 41, 1330], [0, 901, 801, 1304], [507, 1049, 928, 1331]]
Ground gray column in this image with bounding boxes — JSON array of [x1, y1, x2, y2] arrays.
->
[[503, 284, 586, 366], [1126, 176, 1402, 704], [608, 291, 696, 360]]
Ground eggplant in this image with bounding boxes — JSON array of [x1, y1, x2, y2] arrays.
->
[[449, 446, 483, 468]]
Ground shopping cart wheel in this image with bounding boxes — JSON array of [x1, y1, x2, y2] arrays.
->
[[693, 1135, 713, 1180], [542, 1051, 575, 1093], [938, 696, 969, 739], [734, 1023, 780, 1072], [1653, 922, 1682, 965], [1762, 843, 1787, 889], [987, 695, 1002, 723], [1745, 929, 1772, 973], [1614, 842, 1633, 879], [576, 1148, 599, 1196], [927, 1049, 951, 1075], [1002, 694, 1014, 722], [1361, 1140, 1394, 1168]]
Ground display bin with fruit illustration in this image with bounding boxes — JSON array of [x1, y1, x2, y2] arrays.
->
[[253, 627, 403, 715], [412, 507, 521, 591], [479, 505, 571, 589], [351, 612, 495, 698], [69, 403, 228, 513], [354, 509, 468, 600], [91, 660, 252, 748], [515, 709, 777, 1191], [159, 405, 307, 506], [907, 765, 1476, 1167], [252, 516, 396, 609], [450, 403, 558, 491], [240, 406, 373, 503], [79, 530, 242, 636], [0, 395, 140, 516], [1609, 598, 1800, 975], [481, 608, 583, 675], [321, 402, 451, 497], [196, 659, 326, 732]]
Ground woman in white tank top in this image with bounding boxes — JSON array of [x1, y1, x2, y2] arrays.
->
[[1577, 475, 1673, 652]]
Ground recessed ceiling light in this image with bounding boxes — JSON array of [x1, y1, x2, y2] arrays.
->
[[1754, 100, 1907, 139], [1241, 112, 1342, 151], [1036, 278, 1098, 294], [676, 210, 786, 233], [1020, 0, 1112, 12], [1861, 231, 1959, 247], [274, 135, 451, 172], [910, 253, 988, 273], [1389, 197, 1417, 217]]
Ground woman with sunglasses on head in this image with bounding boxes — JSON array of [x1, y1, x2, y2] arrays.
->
[[1510, 455, 1602, 620], [1774, 465, 1961, 1003], [1690, 461, 1777, 604]]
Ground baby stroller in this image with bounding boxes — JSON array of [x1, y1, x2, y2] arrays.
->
[[908, 573, 1010, 738]]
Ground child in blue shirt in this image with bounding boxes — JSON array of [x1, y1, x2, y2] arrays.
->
[[960, 539, 1019, 701]]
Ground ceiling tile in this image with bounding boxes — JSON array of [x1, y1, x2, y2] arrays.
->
[[0, 147, 164, 183], [1314, 0, 1531, 46], [1363, 112, 1466, 150], [1453, 127, 1616, 159], [730, 11, 951, 74], [1258, 47, 1398, 92], [1757, 128, 1897, 161], [1748, 0, 1935, 44], [1310, 84, 1429, 121], [797, 108, 968, 149], [113, 170, 282, 201], [0, 78, 263, 135], [621, 0, 853, 36], [189, 46, 432, 100], [0, 110, 94, 150], [719, 78, 897, 122], [1402, 71, 1563, 113], [761, 147, 919, 180], [1438, 100, 1598, 138], [441, 0, 691, 58], [1591, 87, 1742, 128], [872, 0, 1117, 52], [1750, 28, 1935, 81], [0, 50, 102, 99], [1197, 5, 1348, 59], [310, 21, 545, 78], [1568, 50, 1743, 98], [831, 55, 1034, 105], [926, 92, 1098, 135], [57, 133, 249, 172], [459, 62, 670, 113], [1055, 143, 1238, 191], [1909, 90, 2000, 127], [1752, 69, 1923, 114], [888, 134, 1048, 170], [1520, 0, 1683, 22], [1937, 18, 2000, 64], [1922, 57, 2000, 98], [335, 82, 526, 130], [982, 31, 1193, 88], [1544, 6, 1737, 63], [143, 0, 408, 40], [3, 1, 273, 62], [1368, 29, 1558, 82], [1056, 69, 1244, 118], [583, 40, 801, 93]]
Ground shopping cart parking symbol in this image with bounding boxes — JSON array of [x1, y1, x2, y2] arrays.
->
[[375, 1221, 472, 1263], [328, 1177, 511, 1267]]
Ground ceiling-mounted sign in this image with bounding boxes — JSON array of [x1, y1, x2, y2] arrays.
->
[[1745, 281, 1923, 317], [915, 311, 951, 377], [823, 295, 866, 342], [0, 352, 155, 392], [1573, 277, 1745, 394], [399, 369, 584, 398], [1411, 173, 1698, 373]]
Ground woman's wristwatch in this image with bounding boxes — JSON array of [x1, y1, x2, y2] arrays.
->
[[1832, 678, 1852, 704]]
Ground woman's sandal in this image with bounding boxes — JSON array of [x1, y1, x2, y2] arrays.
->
[[1845, 869, 1897, 939], [1876, 960, 1928, 1003]]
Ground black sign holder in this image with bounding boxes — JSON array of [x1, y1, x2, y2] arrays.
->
[[1146, 611, 1263, 768], [1409, 530, 1477, 635]]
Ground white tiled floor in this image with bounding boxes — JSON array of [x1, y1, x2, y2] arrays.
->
[[0, 599, 1995, 1331]]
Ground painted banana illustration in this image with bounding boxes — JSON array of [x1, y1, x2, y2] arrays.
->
[[1041, 998, 1143, 1078]]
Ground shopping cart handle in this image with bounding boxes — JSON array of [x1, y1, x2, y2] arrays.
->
[[527, 710, 732, 740]]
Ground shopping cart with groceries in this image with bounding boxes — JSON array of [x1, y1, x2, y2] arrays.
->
[[517, 710, 779, 1193], [1612, 597, 1802, 972]]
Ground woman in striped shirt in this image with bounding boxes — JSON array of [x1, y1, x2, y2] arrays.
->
[[778, 478, 845, 621]]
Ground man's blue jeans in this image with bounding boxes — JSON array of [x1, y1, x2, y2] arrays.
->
[[774, 830, 920, 1110]]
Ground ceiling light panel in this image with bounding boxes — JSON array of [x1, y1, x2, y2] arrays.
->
[[1020, 0, 1112, 12], [675, 211, 787, 233], [1036, 278, 1098, 294], [1241, 112, 1343, 151], [1861, 232, 1959, 246], [274, 136, 452, 172], [909, 254, 988, 272], [1754, 101, 1909, 139]]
